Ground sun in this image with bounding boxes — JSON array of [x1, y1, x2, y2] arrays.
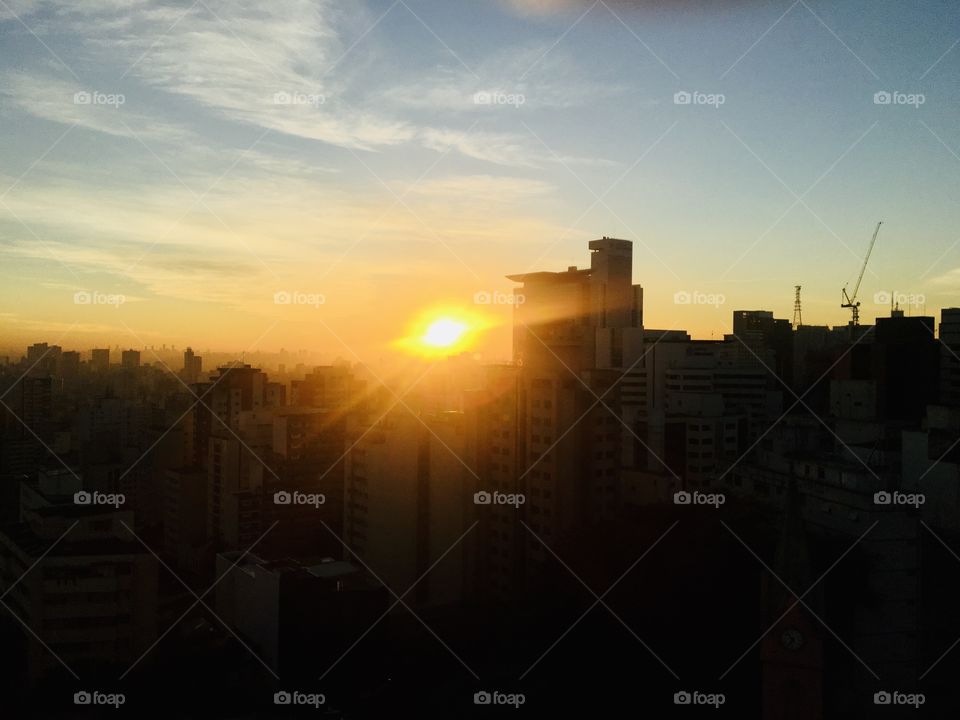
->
[[394, 307, 493, 358], [421, 318, 468, 348]]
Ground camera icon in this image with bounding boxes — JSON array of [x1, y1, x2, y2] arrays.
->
[[874, 91, 892, 105], [474, 491, 492, 505], [73, 91, 91, 105], [274, 690, 292, 705], [873, 691, 892, 705], [273, 291, 292, 305], [473, 91, 492, 105], [474, 691, 492, 705], [673, 290, 691, 305], [873, 291, 891, 304], [674, 91, 692, 105], [273, 91, 292, 105], [74, 691, 92, 705], [274, 491, 292, 505], [73, 291, 92, 305], [873, 491, 891, 505], [473, 291, 491, 305], [674, 691, 692, 705], [673, 491, 691, 505], [74, 490, 92, 505]]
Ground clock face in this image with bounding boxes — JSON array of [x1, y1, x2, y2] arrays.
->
[[781, 627, 805, 651]]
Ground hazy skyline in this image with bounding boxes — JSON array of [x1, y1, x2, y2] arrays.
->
[[2, 0, 959, 359]]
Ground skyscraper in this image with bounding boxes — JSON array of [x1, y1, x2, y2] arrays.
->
[[90, 348, 110, 371], [183, 347, 202, 384], [121, 349, 141, 370], [503, 238, 644, 586]]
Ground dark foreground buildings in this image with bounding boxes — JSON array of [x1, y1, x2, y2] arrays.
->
[[0, 238, 957, 716]]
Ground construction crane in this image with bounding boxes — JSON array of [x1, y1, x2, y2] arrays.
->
[[841, 221, 882, 326]]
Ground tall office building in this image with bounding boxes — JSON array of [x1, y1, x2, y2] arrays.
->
[[90, 348, 110, 371], [25, 343, 60, 375], [182, 347, 202, 384], [57, 350, 80, 380], [121, 349, 141, 370], [730, 309, 793, 381], [503, 238, 643, 587]]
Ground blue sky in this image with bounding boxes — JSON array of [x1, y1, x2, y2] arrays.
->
[[1, 0, 959, 358]]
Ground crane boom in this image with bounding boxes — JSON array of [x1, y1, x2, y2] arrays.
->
[[841, 221, 882, 326], [850, 221, 882, 303]]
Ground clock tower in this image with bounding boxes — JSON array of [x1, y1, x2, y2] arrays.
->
[[760, 481, 824, 719]]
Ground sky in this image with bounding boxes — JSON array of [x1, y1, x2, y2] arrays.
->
[[1, 0, 959, 361]]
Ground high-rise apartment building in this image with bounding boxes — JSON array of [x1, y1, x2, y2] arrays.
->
[[501, 238, 644, 588], [90, 348, 110, 372], [182, 347, 202, 384], [0, 470, 158, 681], [121, 349, 141, 370]]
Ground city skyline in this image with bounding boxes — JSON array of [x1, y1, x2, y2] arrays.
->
[[3, 3, 960, 715], [2, 0, 960, 358], [3, 235, 958, 716]]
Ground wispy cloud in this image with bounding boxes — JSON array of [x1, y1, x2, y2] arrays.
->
[[0, 70, 190, 143]]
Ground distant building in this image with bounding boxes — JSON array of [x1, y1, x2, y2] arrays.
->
[[729, 309, 793, 381], [25, 343, 60, 375], [291, 365, 360, 411], [57, 350, 80, 381], [90, 348, 110, 372], [182, 347, 202, 384], [203, 364, 266, 430], [121, 349, 141, 370], [837, 312, 938, 425]]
